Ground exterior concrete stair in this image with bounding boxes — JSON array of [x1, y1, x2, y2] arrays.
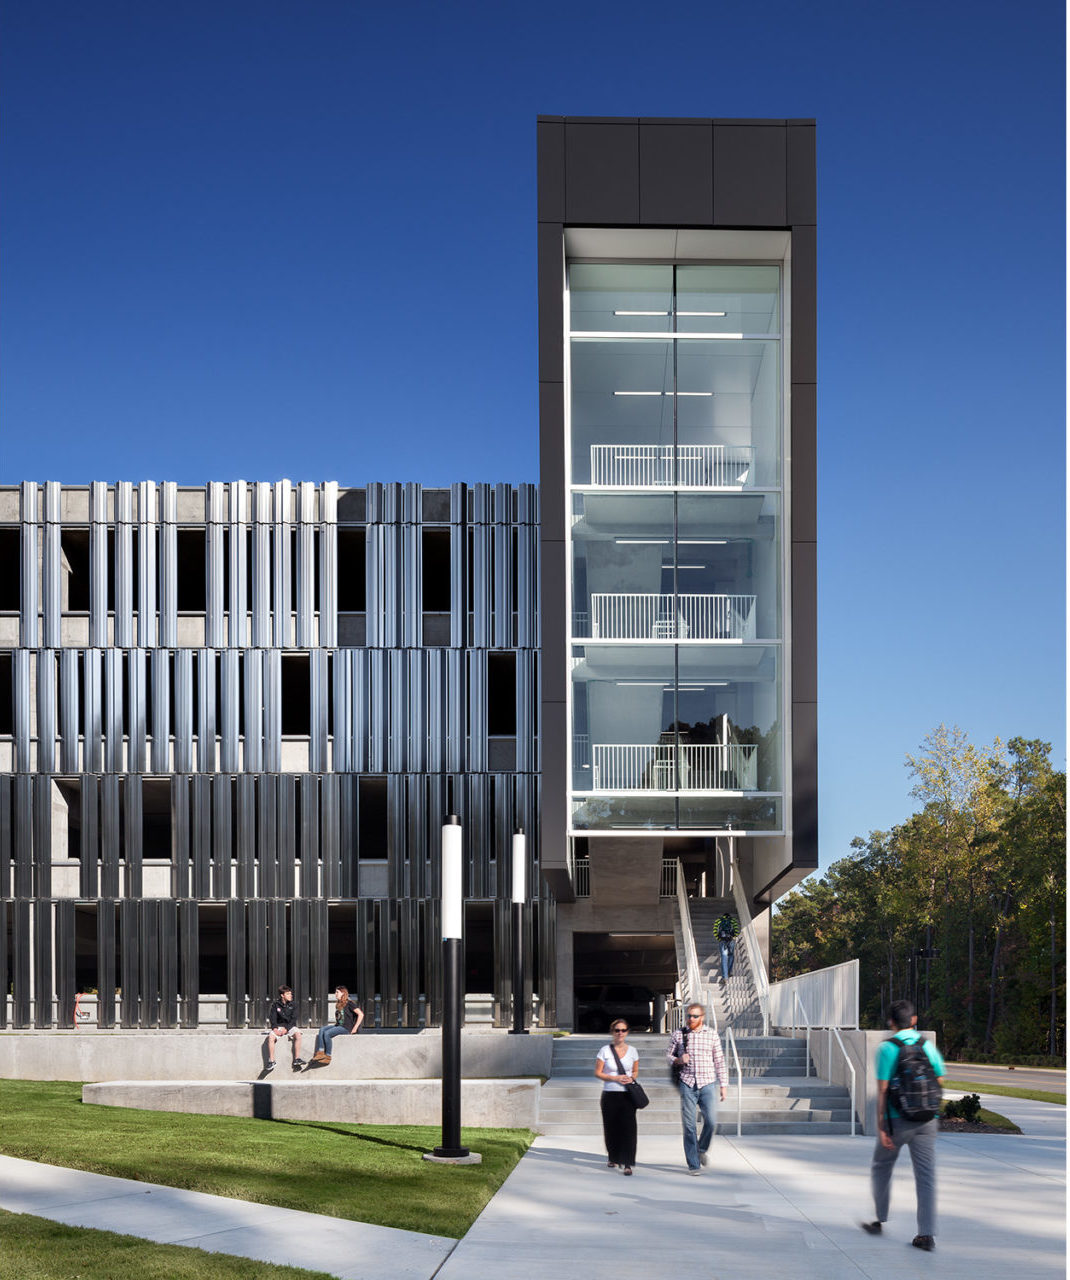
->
[[680, 898, 765, 1035], [541, 1034, 856, 1136]]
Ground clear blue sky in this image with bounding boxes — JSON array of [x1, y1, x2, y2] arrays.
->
[[1, 1, 1064, 875]]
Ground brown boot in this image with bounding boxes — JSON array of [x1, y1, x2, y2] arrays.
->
[[311, 1050, 330, 1064]]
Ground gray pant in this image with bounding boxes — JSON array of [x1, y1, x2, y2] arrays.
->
[[871, 1115, 937, 1237]]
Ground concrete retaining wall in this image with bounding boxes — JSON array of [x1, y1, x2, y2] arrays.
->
[[0, 1029, 554, 1083], [82, 1078, 540, 1128]]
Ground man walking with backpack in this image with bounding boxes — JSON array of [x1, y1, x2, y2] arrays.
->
[[714, 911, 739, 980], [862, 999, 945, 1252]]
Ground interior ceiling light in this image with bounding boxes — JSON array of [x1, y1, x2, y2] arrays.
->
[[676, 564, 705, 569], [613, 310, 668, 316], [613, 390, 663, 396], [680, 540, 727, 545], [675, 391, 713, 397], [615, 681, 669, 686], [677, 310, 727, 317], [616, 539, 669, 545]]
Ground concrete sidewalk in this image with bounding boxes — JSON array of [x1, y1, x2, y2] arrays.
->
[[1, 1095, 1063, 1280]]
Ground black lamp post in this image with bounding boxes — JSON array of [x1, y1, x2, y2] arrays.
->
[[425, 815, 480, 1164], [509, 828, 528, 1034]]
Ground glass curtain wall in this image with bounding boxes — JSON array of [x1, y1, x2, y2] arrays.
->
[[567, 263, 784, 833]]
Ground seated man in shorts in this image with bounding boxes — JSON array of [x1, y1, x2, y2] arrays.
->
[[265, 985, 305, 1071]]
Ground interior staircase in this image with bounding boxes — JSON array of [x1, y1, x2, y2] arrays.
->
[[539, 1033, 856, 1136]]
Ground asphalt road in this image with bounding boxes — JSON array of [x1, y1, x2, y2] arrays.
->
[[945, 1062, 1066, 1095]]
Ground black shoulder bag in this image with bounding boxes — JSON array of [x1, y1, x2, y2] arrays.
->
[[610, 1045, 649, 1110], [671, 1028, 689, 1084]]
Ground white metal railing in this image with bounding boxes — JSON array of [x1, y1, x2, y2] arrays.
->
[[590, 444, 754, 488], [675, 859, 715, 1029], [724, 1024, 743, 1136], [590, 592, 756, 640], [768, 959, 860, 1030], [591, 743, 757, 791], [829, 1025, 859, 1136], [573, 855, 590, 897], [730, 845, 771, 1035], [793, 991, 813, 1078], [659, 857, 677, 897], [572, 734, 591, 768]]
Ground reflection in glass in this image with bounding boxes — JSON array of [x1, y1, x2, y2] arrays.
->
[[676, 265, 780, 334], [569, 264, 673, 333]]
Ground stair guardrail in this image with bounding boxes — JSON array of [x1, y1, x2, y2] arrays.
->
[[767, 959, 859, 1030], [675, 861, 715, 1030], [828, 1026, 858, 1136], [793, 991, 812, 1078], [730, 858, 771, 1035], [724, 1024, 743, 1137]]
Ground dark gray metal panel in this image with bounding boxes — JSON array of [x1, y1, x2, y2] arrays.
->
[[538, 700, 570, 888], [33, 898, 52, 1026], [273, 480, 293, 648], [355, 899, 377, 1015], [367, 650, 385, 773], [319, 774, 339, 899], [713, 123, 787, 226], [444, 650, 464, 773], [786, 124, 817, 226], [399, 897, 420, 1027], [14, 775, 33, 899], [151, 649, 170, 773], [251, 483, 272, 647], [277, 774, 296, 899], [243, 650, 264, 773], [791, 541, 817, 704], [449, 517, 466, 648], [137, 481, 158, 648], [538, 536, 567, 706], [178, 899, 198, 1027], [158, 898, 179, 1027], [386, 775, 406, 900], [124, 773, 143, 898], [103, 649, 123, 773], [338, 774, 357, 898], [83, 648, 103, 773], [96, 900, 116, 1028], [171, 774, 190, 898], [247, 899, 268, 1026], [379, 898, 398, 1027], [0, 778, 10, 905], [235, 774, 256, 899], [35, 650, 56, 774], [228, 481, 248, 648], [564, 121, 640, 224], [791, 381, 817, 545], [537, 118, 565, 223], [308, 898, 329, 1025], [216, 649, 236, 774], [423, 896, 441, 1027], [12, 898, 31, 1027], [13, 650, 31, 772], [127, 648, 148, 773], [299, 774, 319, 898], [114, 486, 134, 648], [207, 484, 226, 648], [191, 775, 211, 899], [466, 650, 487, 774], [0, 900, 7, 1028], [174, 648, 193, 773], [258, 775, 278, 898], [639, 122, 713, 225], [226, 898, 247, 1027], [80, 774, 99, 898], [291, 897, 311, 1022], [20, 482, 39, 648], [262, 649, 281, 774], [158, 483, 178, 648], [267, 899, 287, 1010], [387, 651, 406, 773], [119, 898, 139, 1027], [319, 482, 338, 649], [791, 700, 819, 868], [309, 648, 328, 773], [100, 768, 120, 901], [402, 522, 421, 649], [790, 224, 817, 384], [537, 224, 565, 386], [538, 379, 566, 544], [42, 487, 61, 648], [59, 648, 80, 772], [55, 899, 76, 1028], [492, 517, 511, 648], [212, 776, 232, 899], [32, 774, 51, 898], [139, 899, 160, 1026]]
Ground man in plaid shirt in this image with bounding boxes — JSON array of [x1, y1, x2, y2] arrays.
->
[[666, 1003, 728, 1174]]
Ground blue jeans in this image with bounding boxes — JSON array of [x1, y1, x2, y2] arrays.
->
[[719, 939, 735, 977], [315, 1024, 348, 1056], [679, 1081, 718, 1169]]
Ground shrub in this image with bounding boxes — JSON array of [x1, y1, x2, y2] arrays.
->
[[943, 1093, 982, 1122]]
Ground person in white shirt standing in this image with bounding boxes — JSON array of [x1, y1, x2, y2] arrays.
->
[[665, 1003, 727, 1174]]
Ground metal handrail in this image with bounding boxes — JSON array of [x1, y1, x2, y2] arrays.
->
[[792, 990, 812, 1078], [724, 1023, 743, 1137], [729, 842, 770, 1034], [767, 959, 860, 1030], [828, 1025, 858, 1137], [674, 860, 715, 1031]]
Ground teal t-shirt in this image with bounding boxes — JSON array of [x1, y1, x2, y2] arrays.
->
[[875, 1030, 946, 1120]]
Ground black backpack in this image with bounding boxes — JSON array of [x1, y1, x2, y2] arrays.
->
[[887, 1035, 942, 1122]]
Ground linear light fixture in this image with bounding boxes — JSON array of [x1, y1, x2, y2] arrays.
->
[[680, 540, 727, 545], [613, 390, 663, 396], [677, 310, 727, 317], [676, 565, 706, 569], [615, 681, 669, 687], [613, 310, 668, 316], [616, 539, 669, 545]]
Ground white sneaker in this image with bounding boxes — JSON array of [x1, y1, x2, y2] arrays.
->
[[699, 1151, 709, 1167], [687, 1167, 701, 1176]]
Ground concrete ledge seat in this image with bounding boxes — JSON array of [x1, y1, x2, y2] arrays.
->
[[0, 1028, 554, 1084], [83, 1078, 540, 1128]]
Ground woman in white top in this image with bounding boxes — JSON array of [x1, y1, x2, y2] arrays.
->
[[594, 1020, 640, 1175]]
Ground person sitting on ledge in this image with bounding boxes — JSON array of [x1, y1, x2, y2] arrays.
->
[[311, 986, 364, 1064], [265, 985, 305, 1072]]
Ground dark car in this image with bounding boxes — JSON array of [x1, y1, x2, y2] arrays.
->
[[575, 983, 655, 1033]]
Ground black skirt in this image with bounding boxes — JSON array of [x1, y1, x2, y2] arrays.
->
[[600, 1090, 638, 1167]]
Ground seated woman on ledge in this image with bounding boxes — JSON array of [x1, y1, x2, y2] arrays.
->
[[310, 986, 364, 1065]]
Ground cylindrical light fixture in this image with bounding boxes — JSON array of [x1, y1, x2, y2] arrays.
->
[[428, 815, 478, 1161], [509, 828, 528, 1034]]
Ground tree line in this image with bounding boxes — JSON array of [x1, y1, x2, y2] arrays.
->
[[771, 727, 1065, 1060]]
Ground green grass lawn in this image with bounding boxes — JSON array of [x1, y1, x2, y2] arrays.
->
[[0, 1209, 339, 1280], [0, 1080, 532, 1239], [943, 1079, 1065, 1106]]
